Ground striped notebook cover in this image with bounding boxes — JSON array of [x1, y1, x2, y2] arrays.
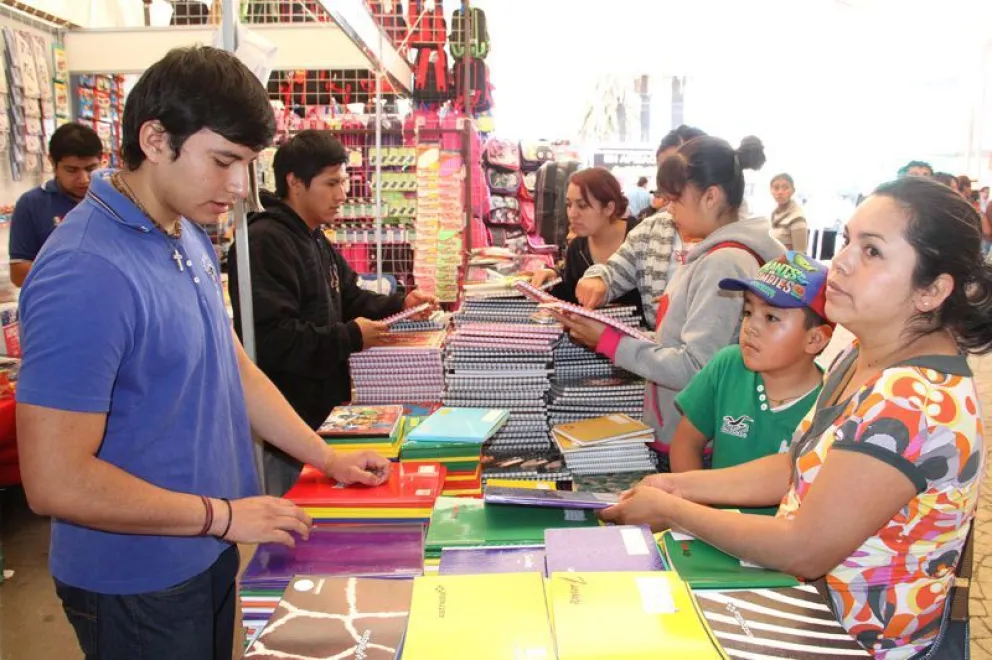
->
[[692, 585, 869, 658]]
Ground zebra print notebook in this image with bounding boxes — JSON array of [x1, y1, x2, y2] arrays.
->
[[693, 585, 869, 658]]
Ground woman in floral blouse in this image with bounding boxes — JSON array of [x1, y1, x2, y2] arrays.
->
[[603, 176, 989, 659]]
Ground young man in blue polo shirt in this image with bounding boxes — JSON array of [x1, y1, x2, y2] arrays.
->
[[16, 46, 390, 660], [8, 122, 103, 287]]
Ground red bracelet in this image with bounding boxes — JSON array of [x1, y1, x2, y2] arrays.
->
[[198, 496, 214, 536]]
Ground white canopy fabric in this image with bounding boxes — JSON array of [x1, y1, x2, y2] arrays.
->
[[22, 0, 992, 190]]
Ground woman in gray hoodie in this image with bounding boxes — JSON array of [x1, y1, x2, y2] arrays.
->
[[558, 136, 785, 469]]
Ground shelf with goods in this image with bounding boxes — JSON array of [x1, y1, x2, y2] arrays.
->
[[0, 5, 70, 201], [71, 72, 125, 169]]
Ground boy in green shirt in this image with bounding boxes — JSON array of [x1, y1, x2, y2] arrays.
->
[[670, 251, 834, 473]]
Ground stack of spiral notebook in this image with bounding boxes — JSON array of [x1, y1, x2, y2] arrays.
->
[[387, 311, 448, 333], [443, 322, 566, 485], [550, 303, 648, 378], [400, 407, 510, 497], [349, 330, 446, 404], [548, 372, 646, 427], [551, 414, 656, 475], [316, 404, 405, 459], [238, 524, 424, 650], [284, 463, 445, 524]]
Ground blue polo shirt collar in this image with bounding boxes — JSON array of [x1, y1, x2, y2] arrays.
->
[[86, 170, 160, 235]]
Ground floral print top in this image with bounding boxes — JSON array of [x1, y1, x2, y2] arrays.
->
[[777, 346, 984, 659]]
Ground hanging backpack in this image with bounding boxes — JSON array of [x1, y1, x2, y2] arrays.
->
[[449, 7, 490, 59], [368, 0, 407, 46], [452, 57, 493, 113], [518, 199, 536, 234], [412, 47, 451, 104], [486, 169, 521, 195], [520, 140, 556, 172], [482, 137, 520, 171], [408, 0, 447, 48], [535, 159, 581, 252]]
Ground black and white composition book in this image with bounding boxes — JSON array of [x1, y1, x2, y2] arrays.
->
[[693, 584, 869, 658]]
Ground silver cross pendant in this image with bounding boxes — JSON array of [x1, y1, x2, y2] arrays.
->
[[172, 249, 185, 272]]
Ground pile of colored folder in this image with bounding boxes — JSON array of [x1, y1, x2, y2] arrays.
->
[[399, 406, 509, 497], [238, 524, 424, 649], [316, 404, 405, 459], [284, 462, 445, 525]]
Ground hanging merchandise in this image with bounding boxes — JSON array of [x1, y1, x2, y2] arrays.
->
[[486, 169, 520, 195], [482, 137, 520, 171], [520, 140, 556, 172], [407, 0, 447, 49], [412, 48, 452, 104], [452, 57, 493, 113], [449, 6, 490, 60], [535, 159, 582, 253], [367, 0, 408, 48], [487, 195, 520, 227]]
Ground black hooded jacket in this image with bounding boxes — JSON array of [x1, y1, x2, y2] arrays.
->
[[228, 192, 405, 434]]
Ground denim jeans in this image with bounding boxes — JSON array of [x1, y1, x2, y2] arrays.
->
[[54, 545, 239, 660]]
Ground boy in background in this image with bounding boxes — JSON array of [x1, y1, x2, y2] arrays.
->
[[670, 252, 833, 475]]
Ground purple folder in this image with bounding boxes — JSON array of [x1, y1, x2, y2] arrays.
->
[[242, 523, 425, 590], [544, 525, 665, 574], [483, 486, 620, 510], [438, 546, 547, 576]]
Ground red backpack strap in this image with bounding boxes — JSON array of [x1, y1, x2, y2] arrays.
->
[[653, 241, 765, 332], [705, 241, 765, 267]]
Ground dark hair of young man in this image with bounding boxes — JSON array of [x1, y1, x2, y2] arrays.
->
[[49, 123, 103, 166], [121, 46, 275, 170], [273, 130, 349, 199]]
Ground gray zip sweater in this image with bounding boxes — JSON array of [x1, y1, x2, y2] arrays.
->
[[610, 217, 785, 450]]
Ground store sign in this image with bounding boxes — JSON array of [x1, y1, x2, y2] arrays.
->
[[592, 148, 657, 169]]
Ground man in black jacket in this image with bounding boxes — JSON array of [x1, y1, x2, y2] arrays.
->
[[229, 130, 436, 494]]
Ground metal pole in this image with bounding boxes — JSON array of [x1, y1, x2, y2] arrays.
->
[[374, 25, 384, 294], [221, 0, 266, 490]]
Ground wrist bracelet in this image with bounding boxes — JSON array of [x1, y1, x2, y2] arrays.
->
[[219, 498, 234, 540], [198, 496, 214, 536]]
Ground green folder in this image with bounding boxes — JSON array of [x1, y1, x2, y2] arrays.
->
[[660, 531, 799, 589], [400, 440, 481, 459], [425, 496, 600, 556]]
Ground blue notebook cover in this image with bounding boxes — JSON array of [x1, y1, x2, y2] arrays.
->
[[545, 525, 666, 574], [439, 546, 547, 576], [406, 407, 510, 444]]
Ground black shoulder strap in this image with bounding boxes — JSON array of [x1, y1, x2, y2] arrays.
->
[[949, 523, 973, 622]]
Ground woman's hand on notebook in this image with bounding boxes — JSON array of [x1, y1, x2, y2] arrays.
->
[[598, 485, 675, 533], [323, 448, 391, 487], [554, 310, 606, 350], [530, 269, 558, 288], [575, 277, 608, 309]]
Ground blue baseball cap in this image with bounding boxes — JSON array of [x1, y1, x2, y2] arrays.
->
[[719, 251, 832, 325]]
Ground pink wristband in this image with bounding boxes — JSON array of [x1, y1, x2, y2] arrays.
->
[[595, 326, 624, 360]]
